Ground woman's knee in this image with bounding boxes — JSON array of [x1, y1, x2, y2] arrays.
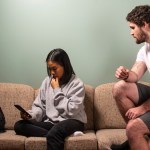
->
[[14, 120, 27, 134], [14, 120, 22, 130]]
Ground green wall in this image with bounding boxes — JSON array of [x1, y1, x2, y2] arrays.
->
[[0, 0, 150, 88]]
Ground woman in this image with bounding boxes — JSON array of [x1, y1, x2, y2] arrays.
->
[[14, 48, 87, 150]]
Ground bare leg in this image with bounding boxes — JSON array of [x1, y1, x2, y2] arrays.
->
[[126, 118, 150, 150], [111, 80, 139, 150], [112, 80, 139, 122]]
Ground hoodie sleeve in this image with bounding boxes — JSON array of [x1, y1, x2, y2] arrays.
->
[[28, 77, 48, 122], [53, 77, 85, 118]]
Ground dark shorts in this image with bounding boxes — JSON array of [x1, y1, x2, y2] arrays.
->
[[136, 83, 150, 130]]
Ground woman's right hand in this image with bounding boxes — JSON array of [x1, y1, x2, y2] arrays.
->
[[51, 77, 60, 89]]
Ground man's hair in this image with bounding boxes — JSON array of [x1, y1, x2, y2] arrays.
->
[[126, 5, 150, 27]]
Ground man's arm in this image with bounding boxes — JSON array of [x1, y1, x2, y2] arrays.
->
[[126, 100, 150, 119], [126, 61, 147, 82], [125, 61, 149, 119]]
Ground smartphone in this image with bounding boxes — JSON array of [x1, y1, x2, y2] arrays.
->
[[14, 104, 32, 118]]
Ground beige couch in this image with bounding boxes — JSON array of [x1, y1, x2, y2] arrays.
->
[[0, 82, 147, 150]]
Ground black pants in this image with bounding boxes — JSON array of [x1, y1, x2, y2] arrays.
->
[[14, 119, 84, 150]]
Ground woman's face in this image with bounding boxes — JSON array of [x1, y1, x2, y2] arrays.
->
[[47, 60, 64, 80]]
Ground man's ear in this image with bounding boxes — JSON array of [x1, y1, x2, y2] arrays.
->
[[143, 21, 150, 29]]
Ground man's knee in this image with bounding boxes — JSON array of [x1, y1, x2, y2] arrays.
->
[[126, 120, 138, 137], [112, 80, 127, 99], [126, 119, 148, 138]]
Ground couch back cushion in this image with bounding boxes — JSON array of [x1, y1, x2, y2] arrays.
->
[[94, 83, 126, 130], [84, 84, 94, 130], [34, 84, 95, 130], [0, 83, 34, 129]]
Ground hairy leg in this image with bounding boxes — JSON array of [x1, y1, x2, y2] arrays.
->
[[112, 80, 139, 122], [126, 118, 150, 150]]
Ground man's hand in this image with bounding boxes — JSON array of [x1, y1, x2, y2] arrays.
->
[[125, 106, 146, 120], [115, 66, 129, 80]]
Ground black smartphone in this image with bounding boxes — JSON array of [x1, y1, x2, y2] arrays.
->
[[14, 104, 32, 118]]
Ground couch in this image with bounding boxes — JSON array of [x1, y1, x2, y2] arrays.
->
[[0, 82, 148, 150]]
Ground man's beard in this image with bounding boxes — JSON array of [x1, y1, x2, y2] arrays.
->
[[135, 30, 146, 44], [136, 38, 145, 44]]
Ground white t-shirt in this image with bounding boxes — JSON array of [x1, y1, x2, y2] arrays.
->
[[136, 42, 150, 73]]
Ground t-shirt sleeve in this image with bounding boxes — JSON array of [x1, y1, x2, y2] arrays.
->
[[136, 44, 146, 62]]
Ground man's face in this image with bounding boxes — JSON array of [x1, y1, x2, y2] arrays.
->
[[128, 22, 146, 44]]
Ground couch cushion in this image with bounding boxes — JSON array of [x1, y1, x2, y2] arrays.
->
[[25, 137, 46, 150], [84, 84, 94, 130], [94, 83, 126, 130], [96, 129, 126, 150], [35, 84, 95, 130], [0, 83, 34, 129], [65, 130, 97, 150], [25, 130, 97, 150], [0, 130, 26, 150]]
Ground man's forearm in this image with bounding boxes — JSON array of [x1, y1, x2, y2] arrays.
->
[[141, 99, 150, 112], [125, 71, 138, 82]]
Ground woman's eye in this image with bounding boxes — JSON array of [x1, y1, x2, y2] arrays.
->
[[48, 67, 57, 71]]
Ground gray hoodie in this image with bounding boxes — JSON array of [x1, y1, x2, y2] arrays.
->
[[28, 74, 87, 124]]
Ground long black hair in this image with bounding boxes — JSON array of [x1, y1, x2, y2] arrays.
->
[[46, 48, 75, 85]]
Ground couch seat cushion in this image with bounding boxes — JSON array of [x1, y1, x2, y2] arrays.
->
[[96, 129, 126, 150], [65, 130, 97, 150], [0, 130, 27, 150], [25, 130, 97, 150]]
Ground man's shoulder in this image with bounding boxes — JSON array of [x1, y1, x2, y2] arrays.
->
[[144, 42, 150, 51], [145, 42, 150, 47], [139, 42, 150, 51]]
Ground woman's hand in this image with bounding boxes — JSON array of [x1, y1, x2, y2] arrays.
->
[[20, 112, 31, 120], [51, 77, 60, 89]]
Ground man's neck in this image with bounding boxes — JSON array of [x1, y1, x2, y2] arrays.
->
[[147, 35, 150, 44], [146, 28, 150, 43]]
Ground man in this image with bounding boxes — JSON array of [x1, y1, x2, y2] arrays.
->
[[111, 5, 150, 150]]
